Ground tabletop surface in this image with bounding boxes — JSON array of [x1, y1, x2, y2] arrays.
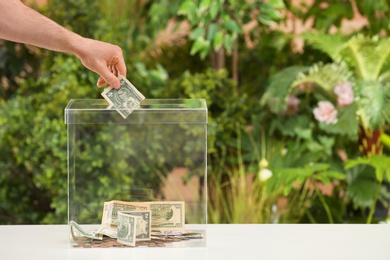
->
[[1, 224, 389, 260]]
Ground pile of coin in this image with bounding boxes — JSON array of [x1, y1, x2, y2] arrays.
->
[[73, 235, 190, 248]]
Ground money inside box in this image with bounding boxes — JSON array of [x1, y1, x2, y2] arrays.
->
[[65, 99, 207, 248]]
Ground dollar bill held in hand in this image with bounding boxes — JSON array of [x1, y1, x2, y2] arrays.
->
[[101, 75, 145, 119], [117, 212, 137, 247], [148, 201, 185, 231], [120, 211, 151, 241]]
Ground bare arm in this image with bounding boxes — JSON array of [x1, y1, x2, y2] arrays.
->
[[0, 0, 126, 88]]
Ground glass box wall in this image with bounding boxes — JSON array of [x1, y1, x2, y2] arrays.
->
[[65, 99, 207, 247]]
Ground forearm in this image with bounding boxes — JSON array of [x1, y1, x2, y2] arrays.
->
[[0, 0, 83, 55], [0, 0, 126, 89]]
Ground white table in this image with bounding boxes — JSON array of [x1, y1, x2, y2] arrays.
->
[[0, 224, 389, 260]]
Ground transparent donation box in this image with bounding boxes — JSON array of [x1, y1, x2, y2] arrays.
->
[[65, 99, 207, 248]]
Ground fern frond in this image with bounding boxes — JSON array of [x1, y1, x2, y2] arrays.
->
[[343, 35, 390, 81], [292, 62, 353, 93], [261, 66, 308, 113], [378, 70, 390, 83], [356, 80, 390, 129], [302, 32, 348, 62]]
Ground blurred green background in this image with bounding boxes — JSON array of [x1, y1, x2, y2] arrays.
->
[[2, 0, 390, 224]]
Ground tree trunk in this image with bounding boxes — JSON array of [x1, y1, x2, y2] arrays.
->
[[210, 48, 225, 70], [358, 127, 383, 156]]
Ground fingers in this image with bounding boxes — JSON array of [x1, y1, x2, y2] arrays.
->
[[95, 52, 125, 89], [116, 56, 127, 78], [96, 67, 120, 89], [97, 57, 123, 88], [97, 76, 106, 88]]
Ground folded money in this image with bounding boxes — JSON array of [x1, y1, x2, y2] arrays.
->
[[119, 211, 151, 241], [101, 200, 150, 227], [101, 200, 185, 231], [70, 201, 187, 247], [101, 75, 145, 119], [69, 220, 102, 241], [148, 201, 185, 231], [117, 212, 137, 247]]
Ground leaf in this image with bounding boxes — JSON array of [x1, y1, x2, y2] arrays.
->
[[190, 26, 205, 40], [222, 20, 241, 33], [345, 157, 370, 170], [344, 35, 390, 81], [317, 103, 359, 140], [268, 0, 285, 9], [307, 163, 330, 172], [302, 32, 348, 62], [345, 155, 390, 182], [381, 132, 390, 150], [190, 37, 210, 58], [178, 0, 196, 16], [346, 179, 377, 208], [134, 62, 148, 77], [156, 63, 169, 81], [295, 128, 312, 140], [356, 80, 390, 129], [261, 66, 309, 113], [369, 155, 390, 182], [321, 170, 346, 180], [258, 3, 283, 25], [213, 31, 224, 50], [178, 0, 199, 23], [315, 175, 332, 185], [207, 23, 219, 41], [292, 62, 353, 93], [209, 1, 220, 19], [200, 0, 212, 13], [223, 34, 234, 53]]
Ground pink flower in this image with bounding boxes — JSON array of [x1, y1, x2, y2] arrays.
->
[[334, 82, 354, 107], [286, 95, 300, 115], [313, 101, 338, 124]]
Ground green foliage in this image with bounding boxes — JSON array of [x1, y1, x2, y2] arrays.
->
[[43, 0, 101, 38], [345, 155, 390, 223], [265, 163, 345, 223], [294, 0, 390, 35], [0, 42, 41, 100], [299, 0, 353, 32], [355, 0, 390, 34], [178, 0, 284, 59], [4, 0, 390, 225], [207, 138, 277, 224], [172, 69, 250, 160], [267, 164, 345, 196], [260, 66, 308, 113], [0, 55, 99, 224], [345, 155, 390, 184], [263, 33, 390, 135]]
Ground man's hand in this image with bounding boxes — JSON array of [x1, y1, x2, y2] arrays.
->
[[75, 38, 126, 89], [0, 0, 127, 89]]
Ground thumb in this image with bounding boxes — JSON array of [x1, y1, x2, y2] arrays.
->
[[99, 68, 120, 89]]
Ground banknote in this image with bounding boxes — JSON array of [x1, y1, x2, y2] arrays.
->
[[120, 211, 151, 241], [101, 75, 145, 118], [95, 225, 118, 238], [117, 212, 137, 247], [69, 220, 102, 241], [148, 201, 185, 230], [101, 200, 150, 227]]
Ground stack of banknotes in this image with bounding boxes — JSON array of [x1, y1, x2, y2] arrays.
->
[[101, 75, 145, 118], [70, 200, 186, 247]]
